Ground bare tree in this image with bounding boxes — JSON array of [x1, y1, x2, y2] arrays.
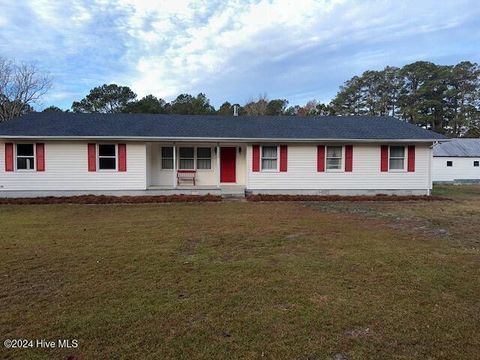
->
[[243, 93, 269, 115], [0, 58, 51, 122]]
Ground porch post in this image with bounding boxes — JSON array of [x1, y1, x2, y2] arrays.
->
[[173, 143, 177, 188], [216, 144, 220, 188]]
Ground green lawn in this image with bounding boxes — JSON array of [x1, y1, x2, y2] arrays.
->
[[1, 186, 479, 359]]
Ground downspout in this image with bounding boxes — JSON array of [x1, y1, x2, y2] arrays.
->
[[428, 141, 438, 195], [173, 142, 177, 189], [216, 143, 220, 189]]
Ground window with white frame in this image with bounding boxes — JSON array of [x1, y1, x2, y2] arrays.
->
[[326, 146, 342, 170], [196, 147, 211, 169], [474, 161, 479, 167], [179, 147, 195, 170], [16, 144, 35, 170], [261, 146, 278, 170], [447, 161, 453, 167], [389, 146, 405, 170], [98, 144, 117, 170], [161, 147, 174, 169]]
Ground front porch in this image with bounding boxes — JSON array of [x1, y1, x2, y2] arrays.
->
[[146, 142, 247, 196]]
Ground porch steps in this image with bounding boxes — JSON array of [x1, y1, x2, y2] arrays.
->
[[220, 185, 246, 199], [222, 193, 246, 200], [221, 189, 246, 199]]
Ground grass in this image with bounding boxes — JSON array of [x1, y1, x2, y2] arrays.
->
[[433, 183, 480, 198], [1, 186, 479, 359]]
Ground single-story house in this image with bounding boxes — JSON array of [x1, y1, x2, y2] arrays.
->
[[432, 138, 480, 183], [0, 113, 445, 197]]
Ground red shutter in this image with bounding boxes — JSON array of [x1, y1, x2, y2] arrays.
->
[[118, 144, 127, 172], [5, 143, 14, 172], [88, 143, 96, 172], [252, 145, 260, 172], [317, 145, 325, 172], [345, 145, 353, 172], [36, 143, 45, 171], [408, 145, 415, 172], [380, 145, 389, 172], [280, 145, 288, 172]]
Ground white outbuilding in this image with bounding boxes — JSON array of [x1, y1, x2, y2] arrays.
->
[[433, 139, 480, 183]]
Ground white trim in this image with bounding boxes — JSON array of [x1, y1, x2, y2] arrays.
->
[[260, 145, 279, 172], [97, 143, 118, 171], [196, 147, 213, 171], [388, 145, 407, 172], [178, 146, 195, 170], [172, 143, 176, 188], [15, 143, 36, 172], [216, 145, 220, 188], [325, 145, 344, 172], [0, 135, 444, 143], [160, 146, 174, 170], [427, 146, 432, 192], [176, 146, 214, 171]]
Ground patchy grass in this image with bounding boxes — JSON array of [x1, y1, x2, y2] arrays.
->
[[1, 186, 479, 359], [433, 184, 480, 198]]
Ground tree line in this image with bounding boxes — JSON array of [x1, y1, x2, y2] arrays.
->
[[330, 61, 480, 137], [1, 56, 479, 137]]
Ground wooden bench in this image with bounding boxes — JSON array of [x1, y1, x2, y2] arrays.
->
[[177, 170, 196, 186]]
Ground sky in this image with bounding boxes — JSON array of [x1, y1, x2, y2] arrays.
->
[[0, 0, 479, 111]]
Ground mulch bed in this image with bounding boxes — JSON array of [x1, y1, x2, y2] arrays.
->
[[246, 194, 449, 202], [0, 194, 449, 205], [0, 194, 222, 205]]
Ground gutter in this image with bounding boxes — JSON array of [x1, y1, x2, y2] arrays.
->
[[0, 136, 447, 143]]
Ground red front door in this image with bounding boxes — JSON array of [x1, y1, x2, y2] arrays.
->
[[220, 147, 236, 183]]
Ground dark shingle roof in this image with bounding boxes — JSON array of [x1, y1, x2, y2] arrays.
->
[[0, 113, 445, 141], [433, 139, 480, 157]]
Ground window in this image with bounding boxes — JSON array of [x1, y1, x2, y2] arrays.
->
[[326, 146, 343, 170], [389, 146, 405, 170], [447, 161, 453, 167], [179, 147, 195, 170], [16, 144, 35, 170], [161, 147, 174, 169], [261, 146, 278, 170], [196, 147, 211, 169], [98, 144, 116, 170], [474, 161, 479, 167]]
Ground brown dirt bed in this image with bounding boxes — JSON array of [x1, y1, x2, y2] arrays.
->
[[0, 194, 222, 205], [0, 193, 448, 205], [246, 194, 448, 202]]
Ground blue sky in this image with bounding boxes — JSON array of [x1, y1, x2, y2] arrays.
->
[[1, 0, 479, 110]]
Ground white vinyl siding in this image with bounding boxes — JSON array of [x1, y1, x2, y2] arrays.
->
[[247, 144, 432, 191], [0, 141, 146, 190], [432, 156, 480, 182]]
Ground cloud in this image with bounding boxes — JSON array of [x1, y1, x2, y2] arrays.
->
[[0, 0, 479, 109]]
